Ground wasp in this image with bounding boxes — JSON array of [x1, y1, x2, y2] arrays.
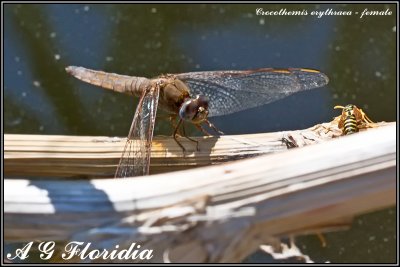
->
[[334, 104, 376, 135]]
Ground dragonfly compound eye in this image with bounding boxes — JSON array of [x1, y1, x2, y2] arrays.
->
[[179, 97, 209, 123], [179, 99, 198, 121], [195, 95, 209, 109]]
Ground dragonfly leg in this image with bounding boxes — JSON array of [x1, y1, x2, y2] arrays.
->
[[205, 119, 224, 135], [166, 114, 184, 137], [316, 232, 327, 248], [195, 124, 212, 136], [182, 123, 199, 151], [173, 119, 186, 153]]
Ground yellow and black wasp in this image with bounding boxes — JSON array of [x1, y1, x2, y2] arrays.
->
[[334, 104, 376, 135]]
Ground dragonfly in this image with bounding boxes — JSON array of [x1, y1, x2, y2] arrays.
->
[[66, 66, 329, 178]]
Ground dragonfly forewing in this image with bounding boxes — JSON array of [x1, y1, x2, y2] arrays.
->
[[176, 68, 329, 117], [115, 83, 160, 178]]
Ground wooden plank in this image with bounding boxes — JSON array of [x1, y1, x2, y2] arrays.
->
[[4, 121, 394, 178], [4, 122, 396, 262]]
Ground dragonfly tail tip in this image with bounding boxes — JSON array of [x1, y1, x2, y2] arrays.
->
[[65, 66, 73, 73], [65, 66, 79, 74]]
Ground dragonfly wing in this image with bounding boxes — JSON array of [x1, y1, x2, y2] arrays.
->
[[115, 83, 160, 178], [176, 68, 329, 117]]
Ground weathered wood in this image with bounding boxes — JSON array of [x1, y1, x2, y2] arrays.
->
[[4, 121, 393, 178], [4, 122, 396, 262]]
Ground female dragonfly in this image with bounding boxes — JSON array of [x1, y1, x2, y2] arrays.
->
[[66, 66, 329, 178]]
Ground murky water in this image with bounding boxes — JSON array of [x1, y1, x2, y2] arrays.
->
[[4, 3, 396, 263]]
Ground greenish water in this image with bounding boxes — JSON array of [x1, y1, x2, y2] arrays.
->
[[4, 3, 396, 263]]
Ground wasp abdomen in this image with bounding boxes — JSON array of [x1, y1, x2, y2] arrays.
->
[[343, 114, 358, 135]]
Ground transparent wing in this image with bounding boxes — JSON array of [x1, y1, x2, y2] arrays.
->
[[176, 68, 329, 117], [115, 84, 160, 178]]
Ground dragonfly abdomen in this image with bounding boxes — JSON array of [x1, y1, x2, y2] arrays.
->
[[65, 66, 150, 96]]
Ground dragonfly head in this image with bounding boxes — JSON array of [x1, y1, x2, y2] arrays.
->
[[179, 95, 209, 124]]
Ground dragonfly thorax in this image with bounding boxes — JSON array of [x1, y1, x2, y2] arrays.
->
[[158, 78, 190, 113], [179, 95, 210, 124]]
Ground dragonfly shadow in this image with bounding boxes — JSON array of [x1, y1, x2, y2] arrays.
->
[[150, 135, 220, 175]]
